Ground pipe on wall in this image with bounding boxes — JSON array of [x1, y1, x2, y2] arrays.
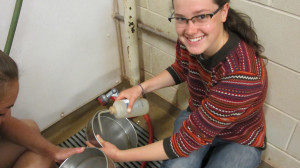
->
[[113, 0, 126, 78], [114, 14, 177, 44], [4, 0, 23, 55], [124, 0, 140, 86]]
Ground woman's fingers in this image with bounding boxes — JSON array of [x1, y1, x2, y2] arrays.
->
[[96, 134, 104, 145], [127, 98, 136, 113], [85, 134, 105, 148], [115, 94, 125, 101], [85, 141, 95, 147]]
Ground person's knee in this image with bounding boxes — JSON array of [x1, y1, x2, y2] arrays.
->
[[206, 143, 262, 168], [13, 151, 54, 168], [161, 149, 207, 168], [21, 119, 40, 133]]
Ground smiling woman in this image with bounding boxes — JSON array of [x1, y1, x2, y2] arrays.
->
[[87, 0, 268, 168], [170, 0, 264, 58], [0, 50, 84, 168]]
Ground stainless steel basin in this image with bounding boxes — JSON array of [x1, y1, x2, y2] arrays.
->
[[59, 147, 115, 168], [85, 112, 138, 150]]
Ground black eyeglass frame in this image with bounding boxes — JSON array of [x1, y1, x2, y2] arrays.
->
[[168, 5, 224, 23]]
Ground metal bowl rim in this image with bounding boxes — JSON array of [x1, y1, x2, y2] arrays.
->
[[86, 112, 138, 148], [59, 147, 109, 168]]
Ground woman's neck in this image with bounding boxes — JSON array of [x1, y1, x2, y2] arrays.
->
[[203, 31, 229, 59]]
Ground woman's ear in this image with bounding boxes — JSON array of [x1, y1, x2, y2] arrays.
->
[[221, 3, 229, 22]]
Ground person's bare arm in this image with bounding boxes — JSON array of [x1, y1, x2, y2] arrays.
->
[[87, 135, 168, 162], [139, 70, 175, 94], [117, 140, 168, 162], [0, 116, 84, 162]]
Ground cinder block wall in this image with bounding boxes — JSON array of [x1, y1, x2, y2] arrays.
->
[[122, 0, 300, 167]]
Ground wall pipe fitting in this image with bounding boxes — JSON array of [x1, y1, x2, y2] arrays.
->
[[4, 0, 23, 55]]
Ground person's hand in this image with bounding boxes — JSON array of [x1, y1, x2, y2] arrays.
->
[[116, 85, 143, 112], [86, 134, 122, 162], [52, 146, 85, 163]]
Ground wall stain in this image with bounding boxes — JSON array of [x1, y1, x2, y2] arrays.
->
[[128, 21, 135, 33], [127, 46, 131, 63]]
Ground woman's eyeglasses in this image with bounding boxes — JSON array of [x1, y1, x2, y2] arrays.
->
[[168, 5, 223, 27]]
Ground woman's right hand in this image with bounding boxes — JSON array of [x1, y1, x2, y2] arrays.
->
[[86, 134, 123, 162], [115, 85, 143, 112]]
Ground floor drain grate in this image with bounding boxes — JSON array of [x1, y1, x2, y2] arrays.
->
[[58, 121, 162, 168]]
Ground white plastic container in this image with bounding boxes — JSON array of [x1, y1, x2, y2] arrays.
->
[[109, 98, 149, 119]]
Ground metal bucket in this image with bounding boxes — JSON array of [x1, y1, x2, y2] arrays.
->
[[59, 147, 115, 168], [85, 112, 138, 150]]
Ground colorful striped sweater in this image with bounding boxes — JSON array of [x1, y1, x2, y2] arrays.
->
[[163, 32, 268, 159]]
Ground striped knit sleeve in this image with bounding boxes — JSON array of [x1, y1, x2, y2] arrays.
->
[[163, 69, 267, 158], [166, 40, 186, 84]]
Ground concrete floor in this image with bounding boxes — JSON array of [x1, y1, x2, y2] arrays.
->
[[42, 80, 272, 168]]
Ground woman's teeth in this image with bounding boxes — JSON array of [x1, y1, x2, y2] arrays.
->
[[189, 36, 203, 42]]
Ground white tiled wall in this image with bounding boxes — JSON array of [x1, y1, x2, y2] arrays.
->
[[272, 0, 300, 16], [264, 104, 296, 150], [120, 0, 300, 167], [265, 63, 300, 120], [288, 124, 300, 161]]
